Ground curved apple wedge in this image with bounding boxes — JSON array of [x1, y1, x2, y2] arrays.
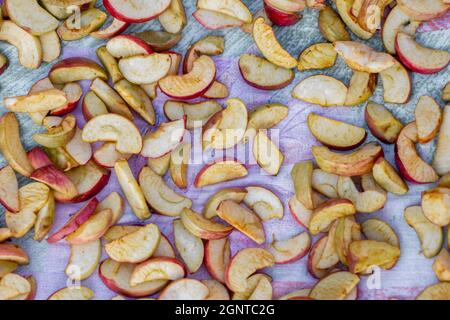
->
[[417, 283, 450, 300], [194, 159, 248, 187], [31, 165, 78, 199], [105, 224, 161, 263], [365, 102, 404, 143], [421, 188, 450, 227], [309, 199, 356, 235], [0, 244, 29, 265], [269, 232, 311, 264], [50, 83, 82, 116], [141, 119, 185, 158], [159, 278, 209, 300], [5, 89, 67, 113], [345, 71, 377, 106], [107, 35, 153, 59], [33, 114, 76, 148], [309, 271, 359, 300], [433, 105, 450, 176], [253, 131, 284, 176], [94, 142, 130, 168], [318, 5, 350, 42], [82, 114, 142, 154], [57, 8, 107, 41], [34, 191, 55, 241], [139, 167, 192, 217], [164, 100, 222, 129], [362, 219, 399, 249], [239, 54, 294, 90], [5, 208, 36, 238], [244, 186, 283, 221], [193, 9, 245, 30], [264, 0, 302, 26], [147, 154, 171, 176], [217, 200, 265, 244], [48, 286, 93, 300], [91, 18, 129, 39], [336, 0, 375, 39], [202, 81, 229, 99], [432, 249, 450, 281], [337, 176, 387, 213], [292, 75, 348, 107], [6, 0, 59, 35], [167, 142, 191, 187], [396, 32, 450, 74], [308, 113, 366, 151], [130, 257, 185, 286], [65, 209, 112, 245], [159, 0, 186, 34], [348, 240, 400, 273], [373, 157, 408, 195], [173, 219, 204, 273], [65, 128, 92, 166], [183, 35, 224, 73], [18, 182, 50, 213], [288, 193, 326, 229], [232, 273, 273, 300], [244, 103, 288, 142], [181, 208, 233, 240], [226, 248, 275, 293], [132, 30, 181, 52], [414, 96, 442, 144], [96, 46, 124, 85], [291, 160, 314, 211], [205, 238, 231, 283], [104, 0, 171, 23], [65, 239, 101, 281], [197, 0, 252, 23], [159, 55, 216, 99], [203, 188, 247, 219], [49, 57, 107, 84], [90, 78, 133, 120], [0, 273, 32, 300], [397, 0, 449, 21], [0, 166, 19, 212], [82, 91, 108, 121], [297, 43, 337, 71]]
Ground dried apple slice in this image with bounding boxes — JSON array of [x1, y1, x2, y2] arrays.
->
[[337, 176, 387, 213], [96, 46, 124, 84], [279, 288, 312, 300], [0, 21, 42, 69], [312, 169, 339, 198], [183, 35, 224, 73], [65, 209, 112, 244], [91, 18, 129, 40], [372, 157, 408, 195], [5, 89, 67, 113], [217, 200, 265, 244], [31, 165, 78, 199], [173, 219, 204, 273], [269, 232, 311, 264], [244, 103, 288, 142], [158, 0, 186, 33], [57, 8, 107, 41], [197, 0, 252, 23], [421, 188, 450, 227], [226, 248, 274, 293], [253, 131, 284, 175], [82, 91, 108, 121], [0, 53, 8, 75], [158, 279, 209, 300], [203, 280, 230, 300], [180, 208, 233, 240], [433, 105, 450, 175], [382, 5, 420, 54], [195, 159, 248, 188], [33, 114, 76, 148], [130, 257, 185, 286], [298, 43, 337, 71], [253, 17, 297, 69], [65, 128, 92, 166], [318, 5, 350, 42], [349, 240, 400, 273], [309, 199, 356, 235], [5, 208, 36, 238], [288, 192, 326, 229], [0, 166, 19, 212], [0, 273, 31, 300], [147, 154, 171, 176], [193, 10, 241, 30], [205, 238, 231, 283], [48, 286, 93, 300], [309, 271, 359, 300], [90, 78, 133, 119], [345, 71, 377, 106], [49, 57, 107, 84], [432, 249, 450, 281], [416, 283, 450, 300], [34, 191, 55, 241], [132, 30, 181, 52], [335, 0, 375, 39], [104, 0, 171, 23], [82, 114, 142, 154], [362, 218, 399, 250], [335, 217, 360, 266], [164, 100, 222, 129], [93, 142, 130, 168], [203, 188, 247, 219], [169, 143, 190, 189], [414, 95, 442, 143], [291, 161, 314, 210], [50, 82, 82, 116], [0, 261, 18, 278], [397, 0, 449, 21], [264, 0, 302, 26], [40, 31, 61, 63], [243, 186, 283, 221], [0, 244, 29, 265], [65, 239, 101, 280], [292, 75, 348, 107], [139, 166, 192, 216], [232, 273, 272, 300], [5, 0, 58, 35], [106, 35, 153, 59], [365, 101, 404, 143], [19, 182, 50, 212], [379, 61, 412, 104], [141, 119, 185, 158]]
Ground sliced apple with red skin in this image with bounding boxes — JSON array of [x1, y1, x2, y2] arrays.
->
[[244, 103, 288, 143], [93, 142, 131, 168], [226, 248, 275, 293], [49, 57, 107, 84], [0, 244, 29, 265], [433, 105, 450, 175], [396, 32, 450, 74], [91, 18, 129, 39], [397, 0, 449, 21], [5, 89, 67, 113], [0, 21, 42, 69], [173, 219, 204, 273], [345, 71, 377, 106], [147, 154, 171, 176], [57, 8, 107, 41], [365, 101, 404, 144], [32, 114, 76, 148], [193, 9, 244, 29], [395, 122, 439, 184], [288, 192, 326, 229], [337, 176, 387, 213], [31, 165, 78, 199], [348, 240, 401, 273], [307, 113, 367, 151], [164, 100, 222, 129], [40, 31, 61, 63], [264, 0, 301, 26], [96, 46, 124, 84], [269, 232, 311, 264], [0, 165, 19, 212], [132, 30, 181, 52], [95, 192, 124, 227], [158, 278, 209, 300], [414, 95, 442, 144], [48, 286, 94, 300], [139, 166, 192, 216], [292, 75, 348, 107], [90, 78, 133, 120], [47, 198, 98, 243], [309, 271, 360, 300], [203, 188, 247, 219], [194, 159, 248, 187], [243, 186, 283, 221], [65, 209, 113, 245], [65, 128, 92, 166], [50, 83, 83, 116], [205, 238, 231, 283], [239, 54, 294, 90], [217, 200, 265, 244], [104, 0, 171, 23], [65, 239, 101, 280], [119, 53, 172, 85], [318, 5, 350, 42], [34, 191, 55, 241], [130, 257, 186, 286], [180, 208, 233, 240], [183, 35, 224, 73], [107, 35, 154, 59], [5, 208, 36, 238], [82, 91, 108, 121], [82, 114, 142, 154], [159, 55, 216, 99], [159, 0, 187, 34], [141, 119, 185, 158], [309, 199, 356, 235], [335, 0, 375, 40]]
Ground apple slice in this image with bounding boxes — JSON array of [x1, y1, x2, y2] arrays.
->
[[99, 259, 166, 298], [164, 100, 222, 129], [0, 166, 19, 212], [421, 188, 450, 227], [105, 224, 160, 263], [335, 0, 375, 39], [193, 9, 245, 29], [416, 283, 450, 300], [337, 176, 387, 213], [183, 35, 224, 73], [132, 30, 181, 52], [217, 200, 265, 244], [365, 101, 404, 143], [119, 53, 172, 85], [203, 280, 230, 300], [96, 46, 124, 84], [82, 114, 142, 154], [34, 191, 55, 241], [180, 208, 233, 240], [264, 0, 301, 26], [244, 103, 288, 142], [159, 55, 216, 99], [232, 273, 272, 300], [106, 35, 153, 59], [104, 0, 171, 23], [65, 128, 92, 166], [297, 43, 337, 71], [433, 105, 450, 175], [292, 75, 348, 107], [309, 271, 360, 300], [379, 61, 412, 104], [307, 113, 367, 150], [414, 95, 442, 143], [114, 79, 156, 125], [41, 116, 62, 129], [373, 157, 408, 195], [158, 279, 209, 300], [91, 18, 129, 39], [65, 239, 101, 280], [203, 188, 247, 219], [40, 31, 61, 63], [396, 32, 450, 74], [49, 57, 107, 84], [169, 143, 190, 189], [226, 248, 274, 293], [0, 53, 8, 75], [397, 0, 449, 21], [291, 161, 314, 210], [432, 249, 450, 281], [32, 114, 76, 148], [0, 21, 42, 69], [65, 209, 112, 245], [82, 91, 108, 121], [140, 83, 158, 99], [345, 71, 377, 106], [313, 142, 383, 177], [194, 159, 248, 187], [279, 288, 312, 300], [147, 154, 171, 176], [173, 219, 204, 273], [253, 17, 297, 69], [362, 218, 399, 252], [90, 78, 133, 119], [311, 169, 339, 199], [334, 217, 361, 266], [197, 0, 252, 23], [288, 192, 326, 229], [239, 54, 294, 90], [356, 0, 392, 33], [262, 0, 306, 12], [253, 130, 284, 176], [141, 119, 185, 158], [318, 5, 350, 42], [205, 238, 231, 283], [50, 83, 82, 116], [0, 244, 29, 265], [243, 186, 283, 221], [395, 122, 439, 183], [130, 257, 185, 286], [158, 0, 186, 33], [48, 286, 93, 300], [5, 208, 36, 238], [309, 199, 356, 235], [47, 198, 98, 243], [18, 182, 50, 212], [93, 142, 131, 168], [0, 273, 31, 300], [95, 193, 124, 226], [57, 8, 107, 41], [269, 232, 311, 264], [202, 81, 229, 99], [31, 165, 78, 199], [348, 240, 401, 273], [5, 89, 67, 113]]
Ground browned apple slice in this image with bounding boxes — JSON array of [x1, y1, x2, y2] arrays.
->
[[130, 257, 186, 286], [291, 161, 314, 210], [379, 61, 412, 104], [5, 89, 67, 113], [253, 130, 284, 176], [244, 103, 288, 142], [132, 30, 181, 52], [397, 0, 449, 21], [164, 100, 222, 129], [217, 200, 265, 244], [0, 165, 19, 212], [421, 188, 450, 227], [0, 244, 29, 265], [32, 114, 76, 148], [65, 239, 101, 280], [372, 157, 408, 195], [414, 95, 442, 143], [243, 186, 283, 221], [345, 71, 377, 106], [309, 271, 359, 300], [349, 240, 401, 273], [335, 0, 375, 39], [194, 159, 248, 187], [239, 54, 294, 90], [147, 154, 171, 176], [205, 238, 231, 283], [141, 119, 185, 158], [362, 218, 399, 252], [309, 199, 356, 235], [34, 191, 55, 241], [356, 0, 393, 33], [395, 122, 439, 183], [253, 17, 297, 69], [82, 91, 108, 121], [181, 208, 233, 240], [158, 279, 209, 300], [5, 208, 36, 238], [173, 219, 204, 273], [106, 35, 154, 58], [96, 46, 123, 84], [48, 286, 93, 300], [169, 143, 190, 189], [49, 82, 82, 116], [49, 57, 107, 84], [318, 5, 350, 42], [226, 248, 274, 293], [416, 283, 450, 300], [337, 176, 387, 213], [292, 75, 348, 107], [307, 113, 367, 150], [91, 18, 129, 40], [0, 260, 18, 278], [297, 43, 337, 71], [241, 8, 271, 34], [0, 21, 42, 69], [0, 53, 8, 75], [365, 101, 404, 143], [139, 166, 192, 216], [433, 105, 450, 175], [432, 248, 450, 281], [203, 188, 247, 219], [90, 78, 133, 119], [269, 232, 311, 264], [40, 31, 61, 63], [57, 8, 107, 41], [159, 0, 186, 34], [312, 142, 383, 177]]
